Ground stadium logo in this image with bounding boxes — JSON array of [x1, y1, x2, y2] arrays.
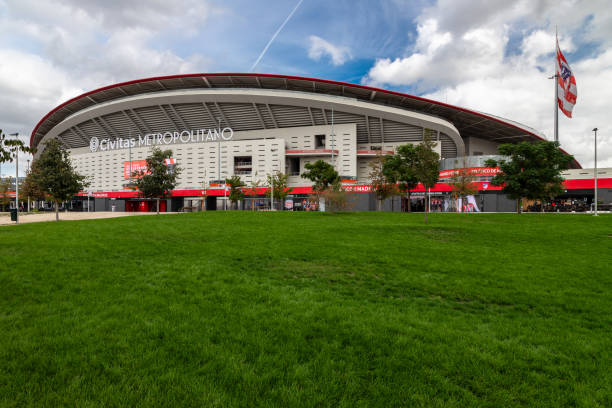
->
[[90, 136, 100, 152]]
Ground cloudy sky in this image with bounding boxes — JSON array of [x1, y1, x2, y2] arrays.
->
[[1, 0, 610, 176]]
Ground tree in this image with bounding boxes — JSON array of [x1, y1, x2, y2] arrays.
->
[[383, 144, 419, 212], [28, 139, 88, 221], [246, 177, 263, 211], [301, 160, 340, 211], [0, 177, 11, 211], [414, 132, 440, 224], [1, 130, 35, 213], [301, 160, 340, 193], [485, 141, 573, 213], [21, 170, 46, 211], [369, 153, 398, 211], [449, 158, 478, 212], [0, 129, 34, 165], [225, 175, 245, 209], [134, 147, 180, 214], [319, 182, 355, 213], [265, 172, 292, 210]]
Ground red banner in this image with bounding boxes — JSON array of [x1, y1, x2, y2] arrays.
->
[[124, 160, 148, 179], [439, 167, 501, 179]]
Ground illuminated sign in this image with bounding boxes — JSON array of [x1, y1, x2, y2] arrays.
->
[[90, 127, 233, 152]]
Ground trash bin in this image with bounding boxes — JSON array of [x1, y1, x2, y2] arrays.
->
[[10, 209, 17, 221]]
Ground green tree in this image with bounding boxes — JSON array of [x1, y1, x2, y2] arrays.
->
[[485, 141, 573, 213], [369, 154, 398, 211], [320, 182, 354, 213], [1, 130, 35, 213], [225, 175, 245, 209], [134, 147, 180, 214], [301, 160, 340, 193], [0, 177, 11, 211], [28, 139, 88, 221], [414, 132, 440, 224], [246, 178, 263, 211], [21, 170, 46, 211], [0, 129, 34, 164], [265, 172, 292, 210], [383, 144, 419, 212]]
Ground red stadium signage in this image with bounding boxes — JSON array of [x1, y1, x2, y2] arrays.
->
[[439, 167, 501, 179], [124, 160, 149, 179], [74, 176, 612, 199]]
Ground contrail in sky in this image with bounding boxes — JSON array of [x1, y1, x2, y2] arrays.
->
[[249, 0, 304, 72]]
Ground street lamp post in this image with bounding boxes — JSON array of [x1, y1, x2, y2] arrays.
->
[[217, 118, 224, 210], [9, 133, 19, 224], [269, 142, 276, 211], [26, 159, 30, 212], [593, 128, 598, 217]]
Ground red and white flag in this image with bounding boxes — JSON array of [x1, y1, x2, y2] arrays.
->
[[164, 158, 175, 165], [556, 39, 577, 118]]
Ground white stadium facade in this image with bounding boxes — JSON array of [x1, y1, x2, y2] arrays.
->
[[30, 73, 610, 212]]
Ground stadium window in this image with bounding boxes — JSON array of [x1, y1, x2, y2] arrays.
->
[[288, 157, 300, 176], [234, 156, 252, 175], [315, 134, 326, 149]]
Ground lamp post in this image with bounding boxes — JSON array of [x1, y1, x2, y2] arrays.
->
[[269, 143, 276, 211], [593, 128, 598, 217], [217, 117, 224, 210], [26, 159, 30, 212], [271, 170, 274, 211], [9, 133, 19, 224]]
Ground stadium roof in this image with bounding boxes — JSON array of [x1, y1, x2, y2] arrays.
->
[[31, 73, 580, 168]]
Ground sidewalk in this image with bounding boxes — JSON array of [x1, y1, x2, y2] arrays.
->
[[0, 211, 166, 225]]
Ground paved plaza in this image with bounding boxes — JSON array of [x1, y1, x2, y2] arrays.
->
[[0, 211, 166, 225]]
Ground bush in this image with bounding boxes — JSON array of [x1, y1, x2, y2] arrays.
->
[[318, 186, 356, 213]]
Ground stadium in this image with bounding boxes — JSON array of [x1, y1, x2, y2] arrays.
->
[[30, 73, 609, 212]]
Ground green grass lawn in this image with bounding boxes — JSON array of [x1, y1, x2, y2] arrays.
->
[[1, 212, 611, 407]]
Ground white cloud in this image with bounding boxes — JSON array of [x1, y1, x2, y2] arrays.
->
[[0, 0, 214, 174], [308, 35, 351, 66], [0, 0, 213, 175], [365, 19, 506, 90], [363, 0, 612, 168]]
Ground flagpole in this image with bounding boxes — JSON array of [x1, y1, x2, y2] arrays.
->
[[593, 128, 598, 216], [554, 26, 559, 143]]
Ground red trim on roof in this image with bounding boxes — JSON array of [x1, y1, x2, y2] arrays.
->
[[31, 73, 580, 168]]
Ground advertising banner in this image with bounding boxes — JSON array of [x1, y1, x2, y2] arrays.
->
[[123, 160, 148, 179], [464, 195, 480, 212], [456, 195, 480, 212]]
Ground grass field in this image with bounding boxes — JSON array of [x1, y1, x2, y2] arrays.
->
[[1, 212, 611, 407]]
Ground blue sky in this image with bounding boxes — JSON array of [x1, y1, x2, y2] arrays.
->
[[0, 0, 611, 175]]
